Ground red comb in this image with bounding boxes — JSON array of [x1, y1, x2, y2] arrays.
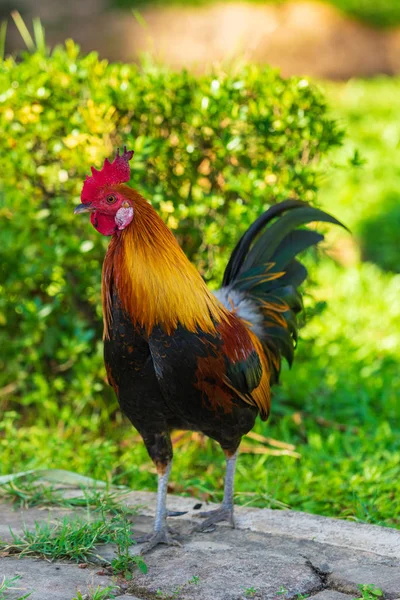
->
[[81, 147, 134, 203]]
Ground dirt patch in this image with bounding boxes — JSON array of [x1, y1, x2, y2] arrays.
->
[[5, 0, 400, 78]]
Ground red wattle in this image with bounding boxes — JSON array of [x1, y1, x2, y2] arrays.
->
[[90, 211, 118, 236]]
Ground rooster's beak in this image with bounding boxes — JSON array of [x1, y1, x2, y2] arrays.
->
[[74, 203, 93, 214]]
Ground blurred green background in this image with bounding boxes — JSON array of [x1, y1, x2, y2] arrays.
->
[[0, 0, 399, 528]]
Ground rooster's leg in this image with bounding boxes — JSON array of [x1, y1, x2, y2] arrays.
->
[[192, 450, 238, 533], [137, 461, 181, 554]]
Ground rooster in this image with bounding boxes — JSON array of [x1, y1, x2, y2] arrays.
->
[[74, 148, 344, 553]]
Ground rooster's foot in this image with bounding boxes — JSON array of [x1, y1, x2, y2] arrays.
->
[[191, 505, 235, 533], [135, 525, 179, 543], [136, 527, 182, 554]]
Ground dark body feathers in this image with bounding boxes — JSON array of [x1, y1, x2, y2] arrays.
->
[[104, 201, 345, 467], [105, 298, 258, 461]]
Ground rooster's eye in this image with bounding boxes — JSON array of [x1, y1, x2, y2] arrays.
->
[[106, 194, 117, 204]]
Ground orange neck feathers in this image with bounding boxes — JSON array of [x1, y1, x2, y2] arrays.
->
[[102, 187, 227, 339]]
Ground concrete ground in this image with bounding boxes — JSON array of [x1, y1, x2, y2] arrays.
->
[[0, 491, 399, 600]]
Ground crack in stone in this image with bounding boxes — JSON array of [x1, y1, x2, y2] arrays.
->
[[302, 556, 331, 597]]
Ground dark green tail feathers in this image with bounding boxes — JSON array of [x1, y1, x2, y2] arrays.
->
[[222, 200, 347, 382]]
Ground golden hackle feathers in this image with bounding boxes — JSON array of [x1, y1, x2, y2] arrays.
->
[[102, 186, 228, 339]]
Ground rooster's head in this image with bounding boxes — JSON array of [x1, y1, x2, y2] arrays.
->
[[74, 147, 135, 236]]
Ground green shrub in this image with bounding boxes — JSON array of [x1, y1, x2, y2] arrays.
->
[[330, 0, 400, 28], [0, 42, 341, 427]]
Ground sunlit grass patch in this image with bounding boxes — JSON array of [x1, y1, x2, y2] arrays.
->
[[1, 512, 147, 577]]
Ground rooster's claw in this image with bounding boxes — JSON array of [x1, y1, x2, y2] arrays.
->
[[137, 528, 182, 554], [191, 505, 235, 533]]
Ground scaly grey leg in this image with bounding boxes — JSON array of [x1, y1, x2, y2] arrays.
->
[[191, 450, 238, 533], [136, 461, 181, 553]]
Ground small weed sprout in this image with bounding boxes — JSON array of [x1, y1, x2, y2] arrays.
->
[[107, 506, 147, 577], [110, 514, 147, 578], [276, 587, 288, 596], [244, 586, 258, 597], [354, 584, 383, 600]]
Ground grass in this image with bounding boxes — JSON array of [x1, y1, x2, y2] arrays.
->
[[0, 476, 133, 515], [111, 0, 400, 28], [0, 511, 147, 576], [0, 477, 146, 578], [0, 577, 31, 600], [3, 517, 117, 562], [72, 586, 120, 600], [1, 75, 399, 528], [72, 587, 118, 600]]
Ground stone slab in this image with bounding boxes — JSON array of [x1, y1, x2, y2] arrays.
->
[[123, 491, 400, 559], [328, 565, 400, 600], [1, 492, 399, 600], [0, 557, 117, 600], [124, 526, 322, 600]]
